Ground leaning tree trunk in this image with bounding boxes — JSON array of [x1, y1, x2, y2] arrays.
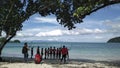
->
[[0, 34, 15, 61]]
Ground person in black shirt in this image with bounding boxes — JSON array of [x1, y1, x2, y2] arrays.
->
[[31, 47, 34, 59], [22, 42, 29, 62]]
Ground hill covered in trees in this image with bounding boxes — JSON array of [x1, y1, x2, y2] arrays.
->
[[107, 37, 120, 43], [0, 37, 20, 43], [9, 40, 21, 43]]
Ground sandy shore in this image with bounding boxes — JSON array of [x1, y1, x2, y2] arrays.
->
[[0, 57, 120, 68]]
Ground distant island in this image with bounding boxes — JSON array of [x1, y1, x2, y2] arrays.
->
[[107, 37, 120, 43], [0, 37, 21, 43], [9, 40, 21, 43]]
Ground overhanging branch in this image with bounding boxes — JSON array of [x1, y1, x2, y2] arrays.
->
[[82, 1, 120, 19]]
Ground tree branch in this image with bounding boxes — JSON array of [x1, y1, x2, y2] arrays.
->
[[82, 1, 120, 19], [0, 34, 15, 55]]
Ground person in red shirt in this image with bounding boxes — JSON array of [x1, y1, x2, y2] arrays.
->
[[35, 46, 42, 64], [61, 45, 68, 63]]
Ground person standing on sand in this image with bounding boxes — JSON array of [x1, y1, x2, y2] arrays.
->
[[61, 45, 68, 63], [50, 47, 52, 59], [41, 48, 43, 59], [47, 47, 50, 59], [31, 47, 34, 59], [22, 42, 29, 62], [53, 47, 56, 59], [56, 48, 59, 59], [37, 46, 40, 54], [58, 47, 62, 59], [44, 48, 47, 59]]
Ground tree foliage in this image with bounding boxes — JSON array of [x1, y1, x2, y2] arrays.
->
[[0, 37, 6, 43], [0, 0, 120, 56]]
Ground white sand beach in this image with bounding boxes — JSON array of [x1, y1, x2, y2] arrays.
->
[[0, 61, 119, 68], [0, 63, 53, 68], [0, 57, 120, 68]]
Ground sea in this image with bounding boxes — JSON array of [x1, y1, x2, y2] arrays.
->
[[1, 42, 120, 61]]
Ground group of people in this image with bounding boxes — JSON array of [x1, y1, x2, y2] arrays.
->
[[43, 46, 66, 60], [22, 42, 69, 64]]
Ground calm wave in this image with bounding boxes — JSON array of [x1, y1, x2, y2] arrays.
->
[[1, 42, 120, 61]]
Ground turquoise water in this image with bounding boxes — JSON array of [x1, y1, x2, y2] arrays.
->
[[1, 42, 120, 61]]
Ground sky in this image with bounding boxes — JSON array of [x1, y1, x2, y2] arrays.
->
[[13, 4, 120, 42]]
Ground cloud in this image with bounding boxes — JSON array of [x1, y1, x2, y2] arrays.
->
[[75, 28, 105, 35], [16, 28, 43, 37], [36, 29, 62, 37], [79, 28, 105, 34], [109, 4, 120, 10], [16, 28, 106, 38], [14, 28, 107, 42], [17, 33, 24, 37], [94, 36, 103, 39], [103, 20, 120, 28], [34, 17, 57, 24], [115, 16, 120, 21], [16, 32, 33, 37], [34, 28, 105, 37], [102, 18, 120, 34]]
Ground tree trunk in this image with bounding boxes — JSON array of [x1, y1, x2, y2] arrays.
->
[[0, 34, 15, 61]]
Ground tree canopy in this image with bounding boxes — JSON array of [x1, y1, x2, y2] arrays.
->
[[0, 0, 120, 56], [0, 0, 120, 36]]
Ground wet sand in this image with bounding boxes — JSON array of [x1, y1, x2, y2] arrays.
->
[[0, 57, 120, 68]]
